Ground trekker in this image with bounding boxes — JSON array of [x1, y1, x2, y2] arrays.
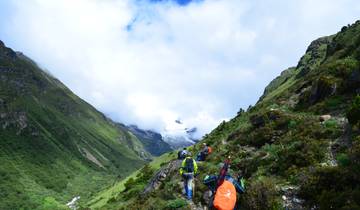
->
[[178, 148, 188, 160], [180, 153, 198, 200], [197, 143, 209, 161], [203, 158, 245, 210]]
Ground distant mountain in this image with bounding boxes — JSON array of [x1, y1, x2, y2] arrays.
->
[[158, 119, 198, 149], [0, 41, 152, 209], [163, 134, 195, 149], [126, 125, 172, 156]]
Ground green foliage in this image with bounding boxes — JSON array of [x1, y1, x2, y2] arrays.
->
[[347, 95, 360, 126], [288, 120, 297, 129], [324, 119, 339, 129], [262, 144, 282, 161], [337, 153, 351, 167], [122, 164, 155, 200], [325, 57, 358, 78], [165, 199, 188, 209], [322, 96, 346, 112], [299, 138, 360, 209], [241, 178, 282, 210], [124, 178, 136, 192], [36, 197, 68, 210]]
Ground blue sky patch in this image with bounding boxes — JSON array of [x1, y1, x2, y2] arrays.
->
[[150, 0, 193, 6]]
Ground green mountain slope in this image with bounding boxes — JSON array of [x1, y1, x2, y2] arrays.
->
[[0, 41, 154, 209], [92, 20, 360, 210]]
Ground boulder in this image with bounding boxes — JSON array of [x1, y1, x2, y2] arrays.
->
[[250, 115, 265, 128], [319, 115, 332, 122]]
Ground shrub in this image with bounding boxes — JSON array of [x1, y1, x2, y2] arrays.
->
[[288, 120, 297, 129], [123, 178, 136, 192], [324, 119, 338, 129], [337, 153, 351, 167], [326, 57, 358, 78], [165, 199, 187, 209], [324, 96, 345, 110], [347, 95, 360, 127], [241, 178, 282, 210], [37, 197, 68, 210]]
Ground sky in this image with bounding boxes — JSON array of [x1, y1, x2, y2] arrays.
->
[[0, 0, 359, 138]]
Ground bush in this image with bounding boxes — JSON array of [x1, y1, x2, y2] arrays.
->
[[337, 153, 351, 167], [36, 197, 68, 210], [347, 95, 360, 127], [324, 119, 338, 129], [165, 199, 187, 209], [123, 178, 136, 192], [326, 57, 358, 78], [288, 120, 297, 129], [241, 178, 282, 210], [299, 166, 360, 209]]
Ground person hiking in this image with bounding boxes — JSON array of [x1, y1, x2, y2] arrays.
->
[[197, 143, 209, 161], [203, 158, 245, 210], [178, 148, 188, 160], [180, 152, 198, 200]]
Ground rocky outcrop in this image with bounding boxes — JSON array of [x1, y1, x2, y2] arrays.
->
[[346, 69, 360, 93], [296, 36, 332, 78], [309, 76, 337, 105], [142, 160, 181, 195]]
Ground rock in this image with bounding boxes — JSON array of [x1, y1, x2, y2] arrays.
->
[[250, 115, 265, 128], [345, 69, 360, 92], [309, 76, 337, 104], [319, 115, 331, 122], [281, 185, 304, 210], [66, 196, 80, 210], [203, 190, 213, 206], [268, 110, 281, 121], [142, 160, 181, 195]]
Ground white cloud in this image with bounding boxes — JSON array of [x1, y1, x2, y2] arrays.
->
[[1, 0, 359, 138]]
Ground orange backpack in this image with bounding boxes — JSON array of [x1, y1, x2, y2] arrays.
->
[[213, 180, 236, 210], [208, 146, 212, 154]]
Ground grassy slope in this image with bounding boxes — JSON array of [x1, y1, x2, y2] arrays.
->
[[92, 20, 360, 210], [0, 42, 151, 209], [87, 152, 177, 209]]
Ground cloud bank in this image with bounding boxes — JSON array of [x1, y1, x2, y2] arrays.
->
[[0, 0, 359, 137]]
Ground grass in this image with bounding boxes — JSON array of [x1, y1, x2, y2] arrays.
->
[[87, 152, 177, 209]]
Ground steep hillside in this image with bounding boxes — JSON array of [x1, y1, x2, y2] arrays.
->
[[91, 20, 360, 210], [0, 41, 154, 209]]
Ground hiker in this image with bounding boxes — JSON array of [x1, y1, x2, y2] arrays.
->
[[203, 159, 245, 210], [180, 152, 198, 200], [197, 143, 210, 161], [178, 148, 188, 160]]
